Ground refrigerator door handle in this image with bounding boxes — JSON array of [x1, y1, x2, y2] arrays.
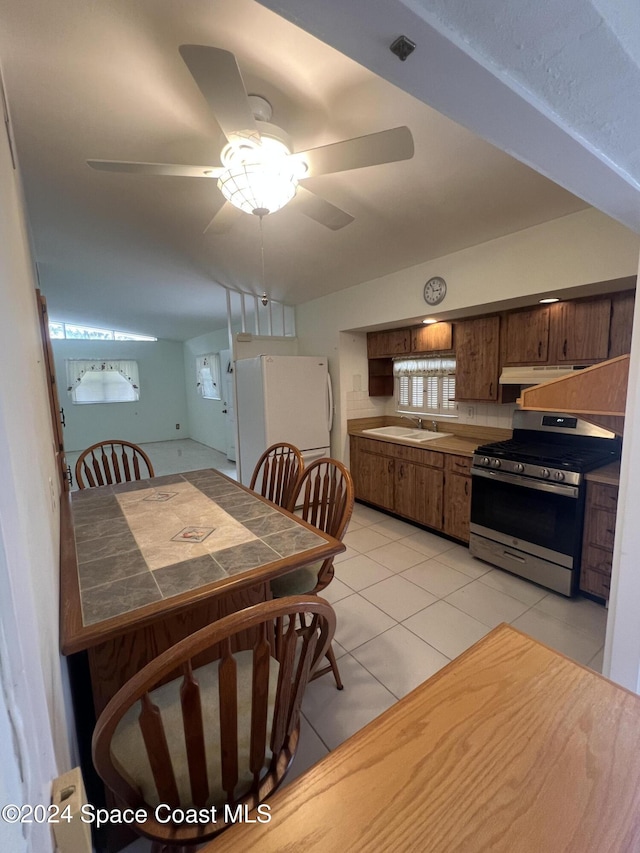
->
[[327, 373, 334, 433]]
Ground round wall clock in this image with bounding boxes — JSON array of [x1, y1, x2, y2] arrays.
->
[[424, 276, 447, 306]]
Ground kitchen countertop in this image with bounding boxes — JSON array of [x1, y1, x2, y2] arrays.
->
[[585, 461, 621, 486], [348, 418, 511, 458]]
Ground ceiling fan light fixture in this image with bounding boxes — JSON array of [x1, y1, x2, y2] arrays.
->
[[218, 163, 297, 215], [217, 134, 298, 216]]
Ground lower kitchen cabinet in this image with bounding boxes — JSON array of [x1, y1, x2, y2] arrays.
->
[[395, 458, 443, 530], [350, 436, 395, 510], [579, 480, 618, 601], [350, 435, 471, 542], [443, 455, 472, 541]]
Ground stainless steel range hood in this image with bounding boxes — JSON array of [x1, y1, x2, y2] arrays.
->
[[499, 365, 587, 386]]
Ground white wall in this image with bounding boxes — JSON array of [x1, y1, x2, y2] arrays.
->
[[51, 338, 189, 451], [183, 327, 230, 451], [296, 208, 639, 459], [604, 249, 640, 689], [0, 76, 72, 851]]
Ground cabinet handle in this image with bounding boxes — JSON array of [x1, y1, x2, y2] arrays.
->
[[464, 480, 469, 496], [60, 407, 66, 427], [537, 341, 542, 358], [562, 339, 568, 357], [489, 382, 493, 397]]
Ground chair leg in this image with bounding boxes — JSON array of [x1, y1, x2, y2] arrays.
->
[[311, 642, 344, 689], [326, 643, 343, 690]]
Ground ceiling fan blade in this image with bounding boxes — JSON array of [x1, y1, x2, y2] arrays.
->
[[179, 45, 258, 142], [87, 160, 223, 178], [204, 201, 244, 235], [293, 126, 414, 178], [292, 186, 354, 231]]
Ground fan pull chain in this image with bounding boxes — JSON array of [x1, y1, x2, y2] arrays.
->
[[259, 215, 268, 306]]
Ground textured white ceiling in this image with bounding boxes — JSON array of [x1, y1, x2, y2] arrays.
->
[[0, 0, 607, 340]]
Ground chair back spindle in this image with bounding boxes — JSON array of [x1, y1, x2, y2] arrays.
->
[[250, 443, 304, 508], [92, 596, 335, 849], [75, 440, 154, 489]]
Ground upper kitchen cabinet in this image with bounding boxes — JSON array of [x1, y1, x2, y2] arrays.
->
[[502, 306, 550, 365], [501, 292, 634, 366], [608, 290, 635, 359], [411, 322, 453, 353], [552, 298, 611, 362], [455, 315, 500, 402], [367, 328, 411, 358]]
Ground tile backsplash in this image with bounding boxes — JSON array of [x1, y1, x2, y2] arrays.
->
[[454, 402, 517, 429], [344, 387, 517, 429]]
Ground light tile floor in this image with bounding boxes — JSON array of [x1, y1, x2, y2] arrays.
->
[[66, 438, 237, 490], [112, 455, 607, 852]]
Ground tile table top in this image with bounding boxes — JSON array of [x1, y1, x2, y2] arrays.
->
[[61, 469, 340, 650]]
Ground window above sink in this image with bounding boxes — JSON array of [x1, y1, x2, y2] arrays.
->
[[394, 357, 457, 418]]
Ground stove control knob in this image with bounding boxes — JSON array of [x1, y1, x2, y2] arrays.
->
[[553, 471, 565, 481], [540, 468, 551, 479], [480, 457, 491, 467], [491, 459, 502, 469], [514, 463, 524, 473]]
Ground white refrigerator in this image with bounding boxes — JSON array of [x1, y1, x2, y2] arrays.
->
[[235, 355, 333, 486]]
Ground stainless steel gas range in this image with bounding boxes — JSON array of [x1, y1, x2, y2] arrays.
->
[[469, 411, 621, 596]]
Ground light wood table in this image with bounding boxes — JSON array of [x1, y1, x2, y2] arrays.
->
[[206, 624, 640, 853]]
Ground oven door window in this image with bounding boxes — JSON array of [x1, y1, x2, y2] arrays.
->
[[471, 473, 580, 558]]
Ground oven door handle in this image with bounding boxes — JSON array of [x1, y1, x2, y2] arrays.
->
[[471, 467, 579, 498]]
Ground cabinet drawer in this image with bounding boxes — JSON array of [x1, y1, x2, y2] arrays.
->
[[588, 482, 619, 511], [445, 454, 472, 474], [582, 544, 614, 575], [386, 443, 444, 467], [580, 566, 611, 599], [351, 437, 396, 457], [587, 508, 617, 550]]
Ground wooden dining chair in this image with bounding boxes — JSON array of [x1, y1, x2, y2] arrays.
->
[[270, 458, 354, 690], [92, 595, 335, 852], [75, 439, 154, 489], [249, 442, 304, 508]]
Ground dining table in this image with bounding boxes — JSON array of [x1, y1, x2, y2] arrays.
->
[[59, 466, 345, 851], [205, 623, 640, 853]]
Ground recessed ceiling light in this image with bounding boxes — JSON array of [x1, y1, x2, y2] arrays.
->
[[539, 297, 560, 303], [422, 318, 438, 324]]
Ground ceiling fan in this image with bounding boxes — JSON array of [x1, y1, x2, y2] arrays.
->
[[87, 45, 415, 232]]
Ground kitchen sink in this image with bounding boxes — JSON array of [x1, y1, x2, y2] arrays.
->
[[362, 426, 452, 443]]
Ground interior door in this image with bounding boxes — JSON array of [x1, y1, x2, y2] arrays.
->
[[219, 349, 236, 462], [36, 290, 69, 490]]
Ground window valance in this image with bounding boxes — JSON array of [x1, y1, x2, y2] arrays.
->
[[66, 359, 139, 391]]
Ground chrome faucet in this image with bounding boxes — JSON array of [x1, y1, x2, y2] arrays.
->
[[401, 415, 423, 429], [431, 420, 438, 432]]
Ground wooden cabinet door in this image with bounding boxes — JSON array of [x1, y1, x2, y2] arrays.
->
[[503, 307, 550, 364], [367, 329, 410, 358], [394, 460, 443, 530], [579, 480, 618, 601], [411, 322, 453, 353], [352, 444, 395, 510], [609, 290, 635, 358], [443, 456, 472, 542], [454, 316, 500, 401], [553, 299, 611, 362]]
